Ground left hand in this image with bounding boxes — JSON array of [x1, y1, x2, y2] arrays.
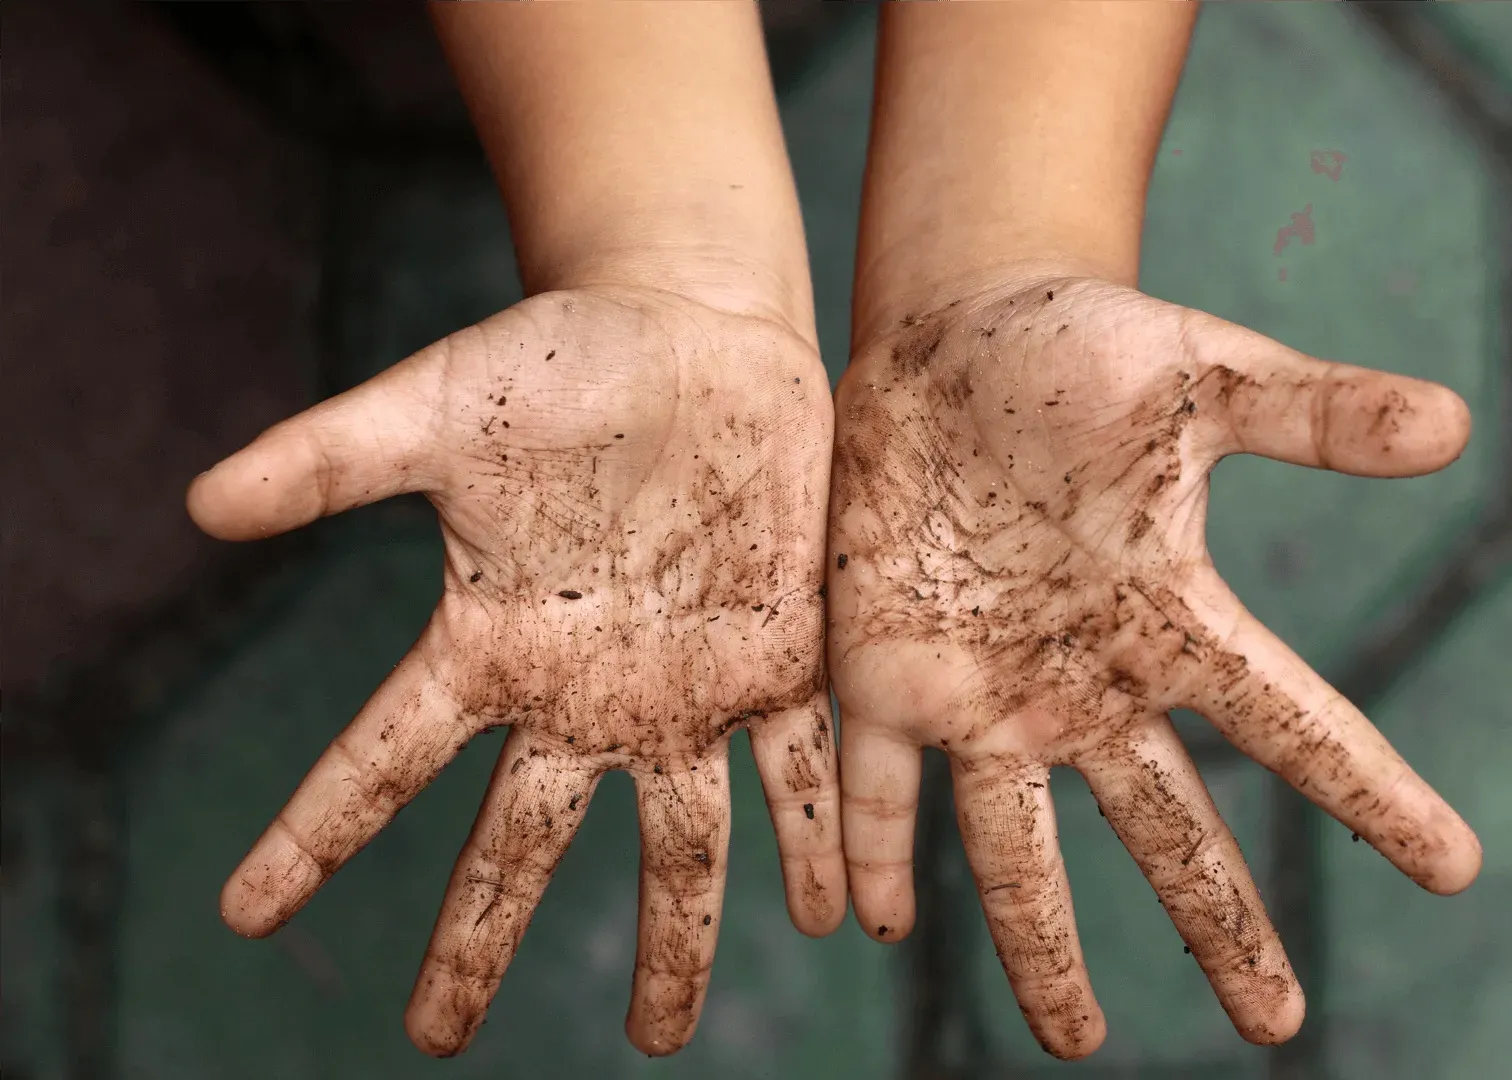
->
[[827, 265, 1483, 1059]]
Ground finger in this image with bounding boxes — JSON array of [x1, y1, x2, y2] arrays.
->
[[220, 629, 471, 936], [951, 753, 1105, 1060], [1183, 311, 1471, 476], [840, 725, 921, 942], [748, 693, 846, 936], [625, 752, 731, 1057], [1178, 581, 1481, 895], [1077, 715, 1303, 1045], [406, 730, 598, 1057], [187, 353, 444, 540]]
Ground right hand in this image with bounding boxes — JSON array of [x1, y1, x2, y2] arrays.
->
[[190, 284, 843, 1058]]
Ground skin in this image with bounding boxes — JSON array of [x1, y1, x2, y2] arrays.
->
[[832, 2, 1484, 1062], [190, 3, 842, 1059]]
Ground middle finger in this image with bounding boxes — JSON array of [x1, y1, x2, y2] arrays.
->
[[1076, 712, 1303, 1044], [952, 748, 1106, 1060], [625, 748, 732, 1056]]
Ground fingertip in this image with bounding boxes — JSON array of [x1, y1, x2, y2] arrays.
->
[[186, 441, 294, 541], [185, 461, 243, 541], [1235, 980, 1306, 1046], [218, 871, 280, 939], [1081, 1006, 1110, 1058], [220, 830, 324, 938], [851, 887, 914, 944], [1422, 818, 1483, 896], [1340, 375, 1474, 477], [404, 979, 477, 1059], [625, 1025, 686, 1058], [784, 855, 848, 938], [1411, 381, 1473, 471], [624, 988, 701, 1057], [1036, 1003, 1108, 1061], [1368, 789, 1483, 895]]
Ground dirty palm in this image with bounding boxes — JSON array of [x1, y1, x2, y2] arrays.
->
[[829, 271, 1483, 1059], [188, 286, 844, 1057]]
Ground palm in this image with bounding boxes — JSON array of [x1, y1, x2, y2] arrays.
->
[[191, 286, 843, 1058], [829, 273, 1482, 1058]]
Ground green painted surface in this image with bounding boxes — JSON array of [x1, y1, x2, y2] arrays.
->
[[1321, 578, 1512, 1080]]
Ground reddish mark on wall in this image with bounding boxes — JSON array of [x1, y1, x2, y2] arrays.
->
[[1385, 269, 1417, 296], [1278, 268, 1288, 282], [1170, 147, 1184, 156], [1310, 149, 1347, 181], [1273, 204, 1315, 256]]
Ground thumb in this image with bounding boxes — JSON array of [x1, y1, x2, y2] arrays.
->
[[1184, 312, 1471, 477], [187, 355, 444, 540]]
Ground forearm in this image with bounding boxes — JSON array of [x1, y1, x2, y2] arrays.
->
[[431, 1, 816, 343], [853, 1, 1197, 348]]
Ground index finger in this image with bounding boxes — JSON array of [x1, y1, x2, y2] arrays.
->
[[1176, 582, 1481, 895], [406, 729, 600, 1056], [1077, 714, 1303, 1045]]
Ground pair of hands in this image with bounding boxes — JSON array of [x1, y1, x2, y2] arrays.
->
[[190, 267, 1480, 1061]]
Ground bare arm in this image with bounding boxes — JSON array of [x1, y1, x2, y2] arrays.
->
[[431, 0, 816, 343], [853, 0, 1197, 347]]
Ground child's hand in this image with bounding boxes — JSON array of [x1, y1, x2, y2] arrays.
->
[[190, 286, 841, 1057], [828, 266, 1482, 1058]]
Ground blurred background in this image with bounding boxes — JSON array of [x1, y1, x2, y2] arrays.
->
[[3, 2, 1509, 1078]]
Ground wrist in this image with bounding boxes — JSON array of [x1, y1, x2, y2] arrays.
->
[[431, 2, 817, 349], [522, 207, 818, 349], [851, 248, 1125, 359], [852, 1, 1195, 354]]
